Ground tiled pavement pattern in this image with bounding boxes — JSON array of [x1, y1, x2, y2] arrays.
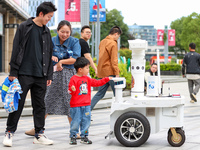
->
[[0, 75, 200, 149]]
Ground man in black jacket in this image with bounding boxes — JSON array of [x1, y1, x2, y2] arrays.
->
[[182, 43, 200, 103], [3, 2, 57, 147]]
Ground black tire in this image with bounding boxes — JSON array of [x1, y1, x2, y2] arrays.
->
[[167, 128, 185, 147], [114, 111, 150, 147]]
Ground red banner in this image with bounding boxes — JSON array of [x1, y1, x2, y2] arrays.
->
[[157, 30, 164, 46], [168, 29, 175, 46], [65, 0, 80, 22]]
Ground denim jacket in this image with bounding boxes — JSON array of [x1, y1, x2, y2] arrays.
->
[[52, 35, 81, 69]]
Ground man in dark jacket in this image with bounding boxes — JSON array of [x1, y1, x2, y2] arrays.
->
[[3, 2, 57, 147], [182, 43, 200, 103]]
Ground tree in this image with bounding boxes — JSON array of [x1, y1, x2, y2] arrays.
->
[[50, 30, 57, 37], [171, 12, 200, 54], [71, 32, 80, 39], [180, 12, 200, 53], [100, 9, 129, 48], [170, 16, 186, 58]]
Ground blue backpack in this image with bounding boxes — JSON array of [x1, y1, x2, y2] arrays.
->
[[1, 77, 23, 113]]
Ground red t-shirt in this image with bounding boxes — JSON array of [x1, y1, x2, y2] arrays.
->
[[68, 75, 110, 107]]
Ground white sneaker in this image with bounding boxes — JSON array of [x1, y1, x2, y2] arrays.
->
[[33, 134, 53, 145], [3, 132, 13, 147], [190, 99, 195, 103]]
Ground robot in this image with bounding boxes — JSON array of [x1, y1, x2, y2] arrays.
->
[[106, 39, 185, 147]]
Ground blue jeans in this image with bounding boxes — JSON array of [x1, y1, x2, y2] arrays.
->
[[91, 76, 115, 110], [70, 106, 91, 138]]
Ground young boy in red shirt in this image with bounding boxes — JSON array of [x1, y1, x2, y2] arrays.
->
[[68, 57, 112, 145]]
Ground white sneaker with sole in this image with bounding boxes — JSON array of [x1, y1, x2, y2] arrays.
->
[[33, 134, 53, 145], [3, 132, 13, 147]]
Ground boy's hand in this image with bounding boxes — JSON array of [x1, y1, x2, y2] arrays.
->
[[109, 77, 113, 80], [8, 76, 17, 81], [71, 85, 76, 91]]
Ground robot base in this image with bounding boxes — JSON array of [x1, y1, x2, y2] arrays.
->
[[106, 96, 185, 147]]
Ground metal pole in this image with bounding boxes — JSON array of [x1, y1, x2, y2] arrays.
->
[[164, 25, 168, 64], [118, 37, 120, 50], [95, 22, 98, 58], [92, 22, 94, 58], [157, 49, 161, 95], [96, 0, 100, 64]]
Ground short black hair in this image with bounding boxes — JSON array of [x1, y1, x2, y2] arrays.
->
[[74, 57, 90, 72], [109, 26, 122, 35], [189, 43, 196, 49], [81, 25, 90, 33], [151, 63, 157, 66], [36, 2, 57, 17]]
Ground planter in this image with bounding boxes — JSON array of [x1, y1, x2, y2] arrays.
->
[[161, 71, 182, 76]]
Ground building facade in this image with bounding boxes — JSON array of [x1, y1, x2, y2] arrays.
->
[[0, 0, 83, 73], [129, 24, 166, 61], [129, 24, 157, 46], [29, 0, 81, 33], [0, 0, 30, 73], [29, 0, 56, 27]]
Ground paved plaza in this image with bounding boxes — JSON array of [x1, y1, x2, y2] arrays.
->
[[0, 76, 200, 149]]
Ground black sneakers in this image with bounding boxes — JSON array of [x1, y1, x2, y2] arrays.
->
[[80, 136, 92, 144], [69, 136, 77, 145], [70, 135, 92, 145]]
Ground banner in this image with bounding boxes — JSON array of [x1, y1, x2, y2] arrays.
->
[[65, 0, 80, 22], [168, 29, 175, 46], [157, 29, 164, 46], [90, 0, 106, 22]]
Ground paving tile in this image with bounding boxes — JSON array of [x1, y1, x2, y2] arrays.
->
[[0, 76, 200, 149]]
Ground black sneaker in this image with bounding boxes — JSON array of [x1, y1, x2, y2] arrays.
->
[[80, 136, 92, 144], [191, 93, 197, 102], [69, 136, 77, 145]]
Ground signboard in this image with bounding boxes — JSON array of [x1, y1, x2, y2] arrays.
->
[[157, 29, 164, 46], [0, 13, 3, 35], [168, 29, 175, 46], [90, 0, 106, 22], [4, 24, 19, 28], [65, 0, 80, 22]]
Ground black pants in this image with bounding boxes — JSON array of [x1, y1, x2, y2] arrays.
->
[[6, 75, 47, 133]]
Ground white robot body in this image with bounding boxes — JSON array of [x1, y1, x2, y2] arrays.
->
[[106, 40, 185, 147], [128, 39, 147, 98]]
